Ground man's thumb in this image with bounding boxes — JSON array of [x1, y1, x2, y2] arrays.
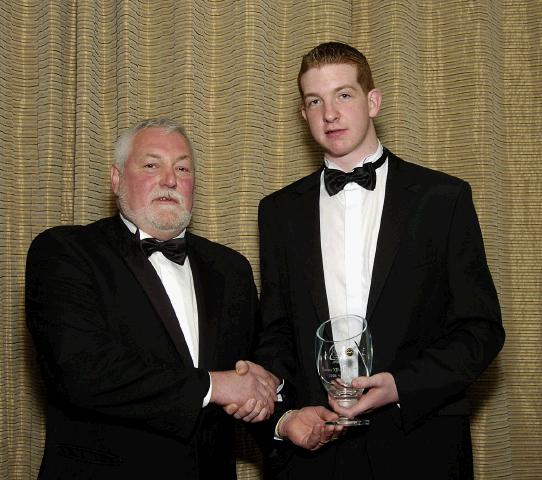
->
[[235, 360, 249, 375]]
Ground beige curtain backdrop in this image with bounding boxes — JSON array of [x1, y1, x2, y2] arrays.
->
[[1, 1, 540, 478]]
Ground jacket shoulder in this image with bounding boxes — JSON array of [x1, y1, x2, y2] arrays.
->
[[187, 233, 253, 273], [29, 216, 117, 249], [390, 152, 468, 189], [260, 169, 321, 207]]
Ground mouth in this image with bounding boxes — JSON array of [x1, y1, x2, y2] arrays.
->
[[153, 196, 179, 204], [325, 128, 346, 137]]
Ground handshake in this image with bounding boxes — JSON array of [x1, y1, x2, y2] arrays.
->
[[210, 360, 281, 423]]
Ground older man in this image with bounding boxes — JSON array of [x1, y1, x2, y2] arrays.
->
[[26, 118, 277, 479]]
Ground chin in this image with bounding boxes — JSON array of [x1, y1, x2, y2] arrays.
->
[[150, 212, 191, 233]]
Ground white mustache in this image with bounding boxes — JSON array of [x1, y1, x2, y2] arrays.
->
[[151, 190, 183, 203]]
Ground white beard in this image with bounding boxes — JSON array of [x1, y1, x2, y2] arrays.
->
[[117, 185, 192, 235]]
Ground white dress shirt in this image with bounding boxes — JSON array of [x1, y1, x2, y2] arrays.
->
[[277, 144, 389, 440], [120, 215, 212, 406], [320, 142, 388, 320]]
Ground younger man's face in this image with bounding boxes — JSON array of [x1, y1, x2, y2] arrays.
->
[[300, 63, 381, 167]]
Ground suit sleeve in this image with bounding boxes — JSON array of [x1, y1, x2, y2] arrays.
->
[[253, 196, 296, 385], [246, 197, 298, 449], [392, 182, 505, 431], [25, 229, 210, 440]]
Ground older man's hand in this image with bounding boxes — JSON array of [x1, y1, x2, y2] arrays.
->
[[213, 360, 279, 422]]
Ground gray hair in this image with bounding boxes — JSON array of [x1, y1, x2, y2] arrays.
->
[[114, 118, 194, 169]]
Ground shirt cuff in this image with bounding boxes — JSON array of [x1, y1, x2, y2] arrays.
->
[[276, 378, 284, 402], [273, 409, 295, 441], [202, 372, 212, 407]]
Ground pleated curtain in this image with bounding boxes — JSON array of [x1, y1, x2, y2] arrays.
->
[[0, 1, 540, 478]]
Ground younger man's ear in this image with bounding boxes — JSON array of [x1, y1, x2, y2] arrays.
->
[[300, 103, 307, 121], [367, 89, 382, 118]]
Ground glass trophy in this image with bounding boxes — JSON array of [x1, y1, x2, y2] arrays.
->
[[315, 314, 373, 426]]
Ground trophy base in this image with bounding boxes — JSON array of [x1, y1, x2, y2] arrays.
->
[[325, 417, 370, 427]]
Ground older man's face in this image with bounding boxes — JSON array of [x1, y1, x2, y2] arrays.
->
[[111, 127, 194, 240]]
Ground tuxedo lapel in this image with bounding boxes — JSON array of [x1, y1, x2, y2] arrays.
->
[[101, 216, 194, 365], [366, 155, 420, 320], [291, 170, 329, 325], [186, 235, 223, 370]]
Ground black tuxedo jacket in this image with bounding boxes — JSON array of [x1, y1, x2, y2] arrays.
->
[[25, 215, 259, 480], [258, 151, 505, 479]]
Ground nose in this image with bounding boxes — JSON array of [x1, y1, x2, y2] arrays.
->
[[323, 103, 339, 123], [161, 166, 177, 188]]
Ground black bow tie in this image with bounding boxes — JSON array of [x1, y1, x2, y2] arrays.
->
[[324, 148, 388, 196], [140, 236, 187, 265]]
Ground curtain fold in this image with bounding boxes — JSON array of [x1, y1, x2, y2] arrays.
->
[[1, 1, 539, 478]]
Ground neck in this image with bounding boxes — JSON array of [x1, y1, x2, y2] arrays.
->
[[149, 231, 182, 241], [326, 140, 381, 172]]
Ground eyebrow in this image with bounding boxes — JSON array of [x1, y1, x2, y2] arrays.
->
[[303, 84, 357, 99], [143, 153, 191, 161]]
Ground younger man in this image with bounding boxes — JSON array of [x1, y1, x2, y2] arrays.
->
[[258, 42, 504, 479]]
